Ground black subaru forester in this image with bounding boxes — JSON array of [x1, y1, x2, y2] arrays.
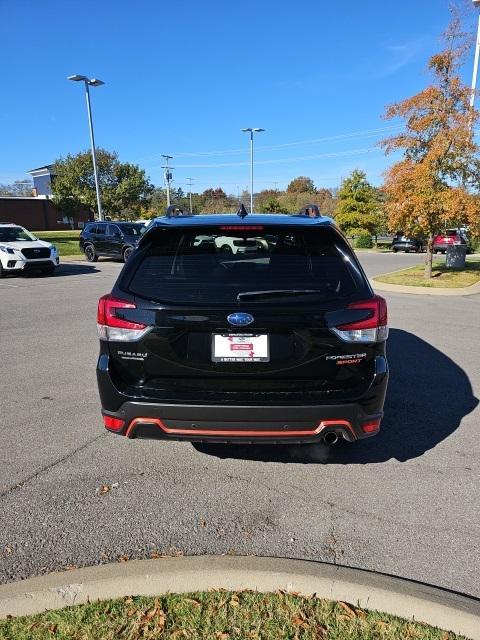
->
[[97, 213, 388, 445]]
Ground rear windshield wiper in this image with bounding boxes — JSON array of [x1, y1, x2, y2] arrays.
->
[[237, 289, 325, 302]]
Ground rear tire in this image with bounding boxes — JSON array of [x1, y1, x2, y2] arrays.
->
[[122, 246, 133, 262], [84, 244, 98, 262], [392, 248, 398, 253], [0, 262, 4, 278]]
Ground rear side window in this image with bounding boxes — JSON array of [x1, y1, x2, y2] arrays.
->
[[125, 226, 368, 305], [119, 223, 144, 236]]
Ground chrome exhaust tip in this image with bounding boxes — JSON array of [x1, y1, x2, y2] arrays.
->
[[323, 431, 339, 445]]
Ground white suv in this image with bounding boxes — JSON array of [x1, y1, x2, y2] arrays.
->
[[0, 223, 59, 277]]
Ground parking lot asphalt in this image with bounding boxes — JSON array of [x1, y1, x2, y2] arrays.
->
[[0, 252, 479, 598]]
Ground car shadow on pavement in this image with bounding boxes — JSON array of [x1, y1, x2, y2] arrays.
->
[[27, 264, 101, 278], [192, 329, 478, 465]]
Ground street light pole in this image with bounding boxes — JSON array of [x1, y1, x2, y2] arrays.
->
[[67, 75, 104, 221], [471, 4, 480, 109], [186, 177, 194, 213], [241, 127, 264, 213], [161, 155, 173, 207], [84, 83, 103, 221]]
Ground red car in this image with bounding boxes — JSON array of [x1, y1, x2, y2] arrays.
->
[[432, 229, 467, 254]]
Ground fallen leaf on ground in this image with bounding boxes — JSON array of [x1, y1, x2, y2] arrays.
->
[[150, 551, 162, 559], [337, 614, 352, 621], [338, 601, 357, 618], [98, 484, 110, 495], [214, 632, 230, 639], [229, 594, 240, 607], [184, 598, 201, 608], [142, 607, 159, 621], [118, 554, 129, 562]]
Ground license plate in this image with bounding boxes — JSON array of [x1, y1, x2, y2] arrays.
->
[[212, 333, 269, 362]]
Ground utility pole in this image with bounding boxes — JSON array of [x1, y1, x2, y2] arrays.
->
[[273, 181, 278, 191], [186, 177, 194, 213], [161, 155, 173, 207]]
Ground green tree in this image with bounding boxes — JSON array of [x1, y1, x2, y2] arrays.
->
[[256, 189, 288, 213], [52, 149, 154, 219], [286, 176, 316, 194], [334, 170, 383, 235], [258, 197, 289, 213]]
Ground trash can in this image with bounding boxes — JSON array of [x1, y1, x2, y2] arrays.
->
[[446, 244, 467, 269]]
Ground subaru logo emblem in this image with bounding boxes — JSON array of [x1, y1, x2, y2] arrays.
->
[[227, 312, 254, 327], [34, 249, 40, 253]]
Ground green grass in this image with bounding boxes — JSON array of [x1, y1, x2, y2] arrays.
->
[[0, 591, 465, 640], [374, 259, 480, 288], [34, 230, 82, 257]]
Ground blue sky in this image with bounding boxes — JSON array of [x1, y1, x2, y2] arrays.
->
[[0, 0, 477, 194]]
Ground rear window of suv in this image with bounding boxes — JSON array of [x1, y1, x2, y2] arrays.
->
[[125, 225, 369, 305]]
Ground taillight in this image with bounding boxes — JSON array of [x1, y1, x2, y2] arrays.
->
[[97, 294, 150, 342], [331, 295, 388, 343], [103, 415, 125, 431]]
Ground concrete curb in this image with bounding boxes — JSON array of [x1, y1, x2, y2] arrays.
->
[[370, 278, 480, 296], [0, 556, 479, 638], [59, 255, 85, 262]]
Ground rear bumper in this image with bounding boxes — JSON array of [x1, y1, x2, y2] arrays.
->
[[392, 243, 417, 251], [98, 354, 388, 444], [434, 243, 464, 251], [103, 403, 383, 444]]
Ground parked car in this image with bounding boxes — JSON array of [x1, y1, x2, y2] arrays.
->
[[79, 221, 145, 262], [391, 234, 424, 253], [433, 229, 467, 254], [0, 223, 59, 277], [97, 213, 389, 446]]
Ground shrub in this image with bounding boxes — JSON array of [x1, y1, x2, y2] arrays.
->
[[355, 232, 373, 249]]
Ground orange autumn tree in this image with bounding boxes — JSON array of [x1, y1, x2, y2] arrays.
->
[[381, 15, 480, 278]]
